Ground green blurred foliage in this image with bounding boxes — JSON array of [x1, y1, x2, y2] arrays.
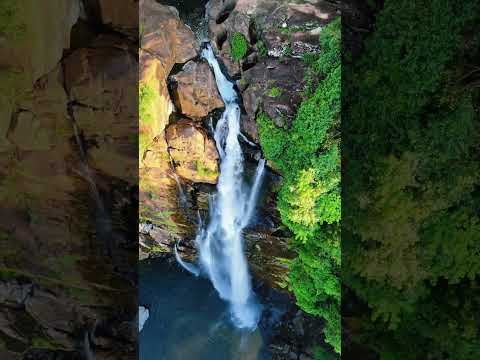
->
[[343, 0, 480, 358]]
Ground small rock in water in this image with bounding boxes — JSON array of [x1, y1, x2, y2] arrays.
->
[[139, 306, 149, 332]]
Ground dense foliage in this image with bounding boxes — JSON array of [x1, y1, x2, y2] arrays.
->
[[343, 0, 480, 358], [230, 32, 248, 61], [257, 18, 341, 355]]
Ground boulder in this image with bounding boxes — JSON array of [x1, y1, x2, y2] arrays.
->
[[171, 60, 224, 119], [166, 119, 219, 184], [241, 113, 260, 144]]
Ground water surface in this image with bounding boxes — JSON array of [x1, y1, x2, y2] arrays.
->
[[139, 260, 273, 360]]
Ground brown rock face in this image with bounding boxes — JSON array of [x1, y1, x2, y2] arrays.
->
[[1, 26, 138, 358], [139, 0, 203, 256], [139, 0, 198, 163], [63, 37, 138, 185], [171, 60, 224, 119], [98, 0, 138, 33], [0, 0, 80, 150], [242, 58, 306, 129], [166, 119, 219, 184], [140, 0, 198, 72]]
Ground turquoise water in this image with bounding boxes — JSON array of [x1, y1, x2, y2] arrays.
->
[[139, 260, 274, 360]]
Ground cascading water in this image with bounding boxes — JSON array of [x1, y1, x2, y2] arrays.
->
[[177, 44, 266, 330]]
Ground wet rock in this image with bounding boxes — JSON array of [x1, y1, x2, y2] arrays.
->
[[241, 113, 260, 144], [0, 281, 33, 307], [299, 354, 314, 360], [166, 119, 219, 184], [293, 311, 305, 336], [171, 60, 224, 119]]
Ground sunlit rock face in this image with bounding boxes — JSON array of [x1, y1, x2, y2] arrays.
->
[[166, 119, 219, 184], [139, 0, 206, 261], [170, 60, 225, 119], [139, 0, 198, 163]]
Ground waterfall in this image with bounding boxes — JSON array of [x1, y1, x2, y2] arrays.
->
[[139, 306, 150, 332], [175, 242, 200, 277], [171, 171, 188, 207], [194, 44, 266, 329], [83, 331, 95, 360]]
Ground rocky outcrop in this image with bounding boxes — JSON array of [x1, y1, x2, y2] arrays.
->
[[139, 0, 198, 161], [242, 57, 306, 129], [140, 0, 198, 70], [138, 0, 217, 260], [202, 0, 337, 143], [166, 119, 219, 184], [171, 60, 225, 119]]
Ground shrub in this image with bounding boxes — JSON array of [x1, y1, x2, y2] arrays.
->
[[230, 32, 248, 61], [139, 83, 158, 125], [267, 86, 282, 98]]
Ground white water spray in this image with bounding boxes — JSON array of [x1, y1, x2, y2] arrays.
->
[[175, 243, 200, 277], [193, 44, 266, 329]]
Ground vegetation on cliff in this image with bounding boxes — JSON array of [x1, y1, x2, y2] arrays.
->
[[257, 18, 341, 355], [230, 32, 248, 61], [343, 0, 480, 358]]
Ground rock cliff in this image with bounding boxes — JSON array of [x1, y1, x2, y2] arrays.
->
[[0, 1, 137, 358]]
